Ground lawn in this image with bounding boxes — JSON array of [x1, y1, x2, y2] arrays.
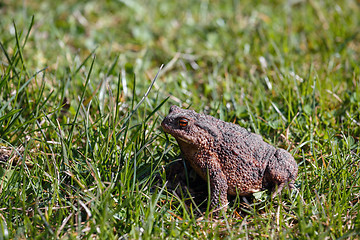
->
[[0, 0, 360, 238]]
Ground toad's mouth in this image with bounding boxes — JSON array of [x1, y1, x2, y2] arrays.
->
[[164, 130, 194, 145], [175, 136, 192, 144]]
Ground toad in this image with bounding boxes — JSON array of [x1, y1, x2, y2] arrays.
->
[[161, 105, 298, 211]]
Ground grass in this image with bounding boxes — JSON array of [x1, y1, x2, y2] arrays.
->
[[0, 0, 360, 238]]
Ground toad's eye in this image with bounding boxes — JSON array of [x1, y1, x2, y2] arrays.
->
[[178, 118, 188, 127]]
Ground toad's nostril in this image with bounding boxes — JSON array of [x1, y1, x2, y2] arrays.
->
[[161, 118, 167, 126]]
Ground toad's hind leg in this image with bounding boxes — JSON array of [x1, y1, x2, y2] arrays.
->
[[271, 178, 296, 198], [266, 149, 298, 198]]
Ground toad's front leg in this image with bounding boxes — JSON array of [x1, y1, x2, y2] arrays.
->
[[208, 167, 229, 212], [188, 152, 229, 213]]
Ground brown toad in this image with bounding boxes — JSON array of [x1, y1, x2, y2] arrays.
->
[[161, 105, 298, 211]]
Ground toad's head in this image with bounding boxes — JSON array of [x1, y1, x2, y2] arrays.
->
[[161, 105, 220, 150]]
